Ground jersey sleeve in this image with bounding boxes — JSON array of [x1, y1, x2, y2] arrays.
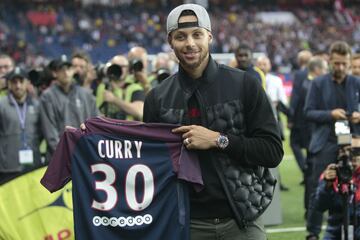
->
[[177, 145, 203, 191], [40, 128, 83, 193]]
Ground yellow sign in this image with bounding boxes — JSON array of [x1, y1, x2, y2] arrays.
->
[[0, 167, 74, 240]]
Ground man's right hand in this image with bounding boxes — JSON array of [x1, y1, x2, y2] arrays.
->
[[331, 108, 347, 120], [323, 163, 337, 181]]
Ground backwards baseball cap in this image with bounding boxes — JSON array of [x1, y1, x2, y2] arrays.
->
[[166, 4, 211, 35], [6, 67, 28, 81]]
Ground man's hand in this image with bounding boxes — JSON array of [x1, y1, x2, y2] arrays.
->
[[103, 90, 116, 103], [331, 108, 347, 120], [172, 125, 220, 150], [323, 163, 337, 182], [134, 71, 150, 92], [351, 111, 360, 124]]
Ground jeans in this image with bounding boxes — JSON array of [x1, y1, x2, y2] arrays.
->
[[190, 217, 266, 240]]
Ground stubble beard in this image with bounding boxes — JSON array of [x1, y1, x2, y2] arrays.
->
[[177, 46, 209, 70], [333, 70, 346, 82]]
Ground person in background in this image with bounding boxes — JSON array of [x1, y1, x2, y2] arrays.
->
[[0, 67, 42, 183], [40, 57, 98, 160], [98, 54, 145, 120], [232, 43, 266, 89], [294, 56, 329, 218], [288, 49, 313, 185], [256, 55, 290, 191], [143, 4, 283, 239], [351, 53, 360, 77], [71, 51, 92, 88], [126, 46, 152, 93], [150, 52, 175, 87], [0, 54, 15, 97], [312, 137, 360, 240], [305, 41, 360, 240]]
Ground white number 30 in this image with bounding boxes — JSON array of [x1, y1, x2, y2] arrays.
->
[[91, 163, 155, 211]]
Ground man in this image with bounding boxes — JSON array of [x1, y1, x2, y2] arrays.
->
[[143, 4, 283, 239], [305, 41, 360, 240], [71, 51, 92, 87], [312, 137, 360, 240], [0, 54, 14, 97], [256, 55, 290, 191], [289, 50, 313, 184], [126, 46, 152, 93], [99, 54, 145, 120], [256, 55, 288, 111], [40, 57, 98, 160], [233, 43, 266, 89], [294, 57, 328, 216], [0, 67, 42, 183], [150, 52, 175, 87], [351, 53, 360, 77]]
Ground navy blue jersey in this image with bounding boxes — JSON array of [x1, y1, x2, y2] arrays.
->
[[41, 117, 202, 240]]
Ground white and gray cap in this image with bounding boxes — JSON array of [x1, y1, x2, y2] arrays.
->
[[166, 4, 211, 35]]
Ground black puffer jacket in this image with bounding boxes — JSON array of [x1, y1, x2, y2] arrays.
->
[[143, 57, 283, 227]]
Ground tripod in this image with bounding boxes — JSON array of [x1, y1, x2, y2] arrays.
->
[[339, 180, 357, 240]]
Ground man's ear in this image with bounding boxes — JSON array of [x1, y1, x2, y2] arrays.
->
[[208, 32, 213, 43], [168, 35, 174, 49]]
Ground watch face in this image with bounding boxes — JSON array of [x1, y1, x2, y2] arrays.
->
[[217, 135, 229, 149]]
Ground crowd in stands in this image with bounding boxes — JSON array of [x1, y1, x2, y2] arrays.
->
[[0, 0, 359, 71]]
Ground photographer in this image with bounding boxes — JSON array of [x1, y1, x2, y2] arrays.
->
[[150, 52, 174, 88], [96, 55, 145, 120], [126, 46, 152, 93], [305, 41, 360, 239], [312, 138, 360, 240]]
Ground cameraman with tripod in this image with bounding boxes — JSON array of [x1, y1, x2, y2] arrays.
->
[[313, 137, 360, 240]]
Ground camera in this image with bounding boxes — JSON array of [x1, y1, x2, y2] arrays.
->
[[335, 120, 353, 184], [156, 68, 170, 83], [129, 59, 144, 73], [95, 63, 123, 82], [28, 68, 55, 89]]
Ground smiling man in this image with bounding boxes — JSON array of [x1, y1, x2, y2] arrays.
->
[[143, 4, 283, 240]]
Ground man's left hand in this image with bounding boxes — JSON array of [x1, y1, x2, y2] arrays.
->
[[351, 111, 360, 124], [172, 125, 220, 150]]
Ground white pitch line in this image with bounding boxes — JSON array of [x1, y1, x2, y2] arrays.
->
[[266, 225, 326, 234]]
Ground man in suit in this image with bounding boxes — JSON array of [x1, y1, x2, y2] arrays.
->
[[305, 41, 360, 240], [288, 50, 313, 180]]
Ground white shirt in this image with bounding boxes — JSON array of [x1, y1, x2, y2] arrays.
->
[[265, 73, 288, 105]]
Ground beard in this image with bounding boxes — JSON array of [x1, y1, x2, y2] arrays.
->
[[175, 45, 209, 70], [12, 90, 26, 101], [333, 70, 346, 81]]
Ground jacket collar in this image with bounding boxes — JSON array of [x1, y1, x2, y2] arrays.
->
[[7, 93, 33, 106], [177, 55, 218, 94]]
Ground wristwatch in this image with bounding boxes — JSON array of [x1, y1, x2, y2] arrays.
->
[[216, 134, 229, 150]]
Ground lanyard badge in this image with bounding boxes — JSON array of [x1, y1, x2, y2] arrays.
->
[[9, 94, 34, 165]]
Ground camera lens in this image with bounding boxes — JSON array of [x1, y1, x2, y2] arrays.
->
[[130, 59, 144, 72], [107, 64, 122, 80]]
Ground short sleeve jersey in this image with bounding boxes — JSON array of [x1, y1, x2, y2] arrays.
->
[[41, 117, 203, 240]]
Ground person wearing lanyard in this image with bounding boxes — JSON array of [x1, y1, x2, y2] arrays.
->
[[0, 67, 43, 184]]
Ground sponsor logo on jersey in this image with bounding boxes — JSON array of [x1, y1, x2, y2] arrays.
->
[[92, 214, 153, 227]]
